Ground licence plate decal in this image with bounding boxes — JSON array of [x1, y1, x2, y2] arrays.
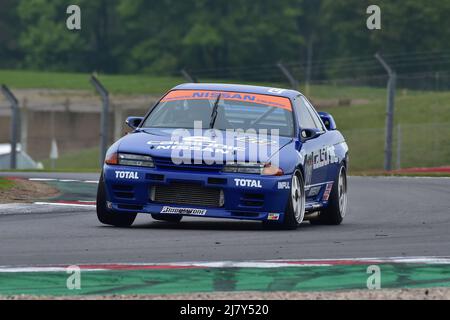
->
[[160, 206, 207, 216]]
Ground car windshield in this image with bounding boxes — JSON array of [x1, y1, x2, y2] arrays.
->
[[141, 90, 295, 136]]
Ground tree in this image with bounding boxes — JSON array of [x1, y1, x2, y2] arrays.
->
[[0, 0, 22, 68]]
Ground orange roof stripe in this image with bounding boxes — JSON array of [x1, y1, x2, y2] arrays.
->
[[161, 90, 292, 111]]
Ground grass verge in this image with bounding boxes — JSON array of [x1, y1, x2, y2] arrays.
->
[[0, 178, 14, 190], [1, 69, 449, 172]]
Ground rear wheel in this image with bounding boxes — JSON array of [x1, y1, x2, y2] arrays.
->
[[151, 214, 183, 223], [310, 164, 347, 225], [263, 170, 305, 230], [96, 173, 137, 227]]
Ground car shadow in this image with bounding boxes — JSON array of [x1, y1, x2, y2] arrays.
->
[[129, 218, 317, 231]]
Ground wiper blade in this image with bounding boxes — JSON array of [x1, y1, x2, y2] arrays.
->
[[250, 107, 276, 126], [209, 94, 222, 129]]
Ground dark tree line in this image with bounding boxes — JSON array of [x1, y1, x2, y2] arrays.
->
[[1, 0, 449, 80]]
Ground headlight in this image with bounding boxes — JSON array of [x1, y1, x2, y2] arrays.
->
[[119, 153, 155, 167], [105, 153, 155, 168], [223, 162, 283, 176], [223, 162, 264, 174]]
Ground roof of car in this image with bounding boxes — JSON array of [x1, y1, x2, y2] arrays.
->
[[173, 83, 302, 100]]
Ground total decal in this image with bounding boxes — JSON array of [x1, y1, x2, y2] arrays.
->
[[234, 178, 262, 188], [115, 171, 139, 180]]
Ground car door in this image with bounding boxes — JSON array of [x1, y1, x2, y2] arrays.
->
[[293, 96, 330, 189]]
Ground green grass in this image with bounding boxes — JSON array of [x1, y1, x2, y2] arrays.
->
[[321, 91, 450, 172], [41, 147, 101, 172], [0, 70, 185, 95], [0, 178, 14, 190], [41, 90, 450, 173], [1, 69, 449, 173], [0, 69, 386, 99], [353, 172, 450, 177]]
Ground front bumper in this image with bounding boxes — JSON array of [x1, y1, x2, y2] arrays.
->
[[102, 164, 292, 222]]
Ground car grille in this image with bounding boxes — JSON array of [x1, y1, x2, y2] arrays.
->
[[152, 183, 223, 207], [153, 157, 224, 172]]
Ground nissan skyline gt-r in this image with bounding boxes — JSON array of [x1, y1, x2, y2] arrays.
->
[[96, 83, 349, 229]]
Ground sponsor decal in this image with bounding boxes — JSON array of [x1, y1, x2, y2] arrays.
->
[[161, 206, 207, 216], [304, 154, 314, 186], [267, 213, 280, 221], [160, 90, 292, 111], [148, 136, 245, 155], [322, 183, 334, 201], [235, 136, 277, 146], [308, 185, 321, 197], [312, 146, 339, 170], [267, 88, 286, 94], [277, 181, 290, 190], [148, 123, 281, 167], [234, 178, 262, 188], [115, 171, 139, 180], [147, 136, 276, 154]]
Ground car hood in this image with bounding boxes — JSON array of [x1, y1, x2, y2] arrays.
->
[[117, 128, 293, 164]]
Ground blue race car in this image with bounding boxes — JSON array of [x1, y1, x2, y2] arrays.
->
[[97, 83, 349, 229]]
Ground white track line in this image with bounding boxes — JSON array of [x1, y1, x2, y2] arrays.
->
[[34, 202, 96, 208], [28, 178, 98, 184], [2, 256, 450, 273]]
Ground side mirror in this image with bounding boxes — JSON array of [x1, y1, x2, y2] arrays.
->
[[126, 116, 144, 130], [300, 128, 323, 142], [318, 112, 337, 130]]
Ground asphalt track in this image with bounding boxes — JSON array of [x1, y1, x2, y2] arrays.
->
[[0, 173, 449, 266]]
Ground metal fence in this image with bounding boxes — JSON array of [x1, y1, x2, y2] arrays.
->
[[0, 72, 449, 172], [342, 122, 450, 172]]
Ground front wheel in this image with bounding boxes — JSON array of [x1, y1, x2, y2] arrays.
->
[[96, 173, 137, 227], [263, 171, 305, 230], [311, 164, 348, 225]]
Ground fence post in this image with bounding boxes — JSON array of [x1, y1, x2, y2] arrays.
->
[[1, 85, 20, 169], [375, 53, 397, 171], [305, 37, 314, 96], [277, 62, 299, 90], [180, 69, 198, 83], [114, 106, 124, 142], [20, 99, 28, 154], [396, 124, 402, 170], [90, 75, 110, 167]]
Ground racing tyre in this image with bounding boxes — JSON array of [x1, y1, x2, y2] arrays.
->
[[311, 164, 348, 225], [96, 173, 137, 227], [151, 214, 183, 223], [263, 170, 305, 230]]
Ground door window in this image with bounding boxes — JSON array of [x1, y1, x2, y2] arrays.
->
[[294, 96, 317, 129]]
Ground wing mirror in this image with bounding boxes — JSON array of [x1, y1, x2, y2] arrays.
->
[[126, 116, 144, 129], [318, 112, 337, 130], [300, 128, 323, 142]]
